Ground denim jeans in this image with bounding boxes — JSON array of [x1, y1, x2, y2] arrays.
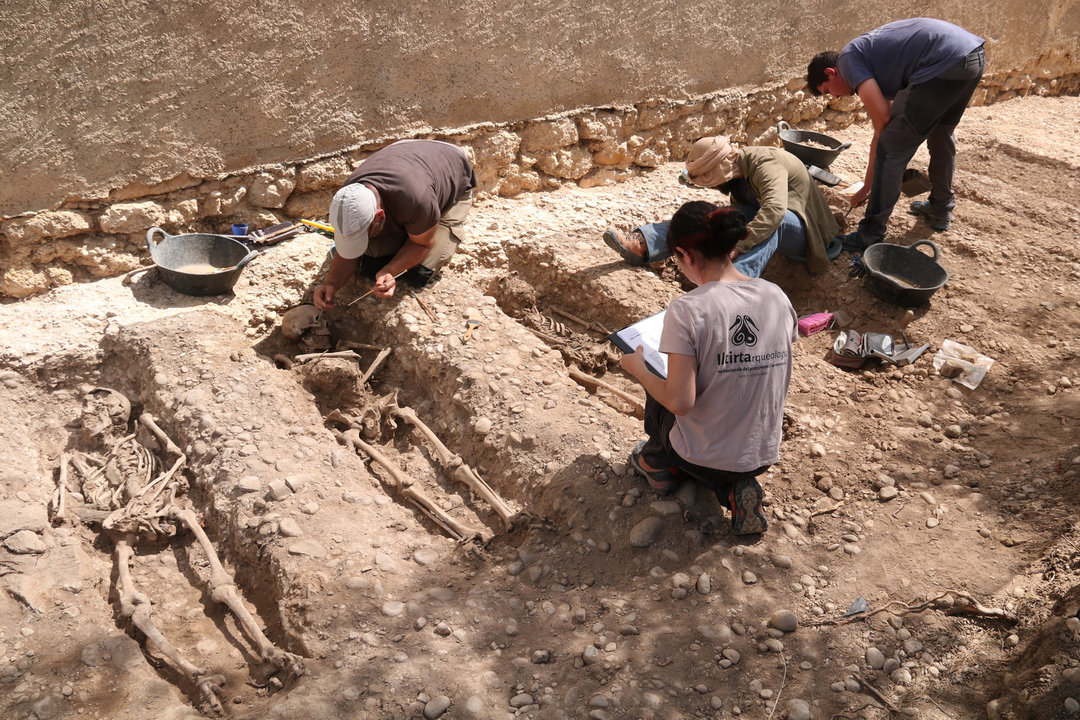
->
[[634, 204, 807, 278]]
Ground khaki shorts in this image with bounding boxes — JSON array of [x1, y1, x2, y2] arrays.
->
[[366, 190, 473, 271]]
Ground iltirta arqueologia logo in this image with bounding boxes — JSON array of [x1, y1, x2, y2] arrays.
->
[[730, 315, 759, 347]]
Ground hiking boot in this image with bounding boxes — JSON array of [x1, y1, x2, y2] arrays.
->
[[602, 227, 649, 266], [629, 440, 677, 494], [839, 231, 873, 253], [729, 476, 767, 535], [909, 200, 950, 231]]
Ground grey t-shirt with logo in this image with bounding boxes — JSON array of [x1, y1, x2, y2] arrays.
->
[[660, 278, 798, 472], [838, 18, 984, 99]]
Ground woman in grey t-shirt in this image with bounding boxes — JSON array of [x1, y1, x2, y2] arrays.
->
[[621, 203, 798, 535]]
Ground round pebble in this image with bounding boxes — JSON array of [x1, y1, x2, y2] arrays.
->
[[424, 695, 451, 719], [697, 573, 712, 595], [769, 610, 798, 633], [742, 571, 757, 584], [510, 693, 534, 708], [1064, 697, 1079, 714], [879, 486, 898, 501], [629, 517, 665, 547], [866, 647, 885, 669], [787, 698, 812, 720]]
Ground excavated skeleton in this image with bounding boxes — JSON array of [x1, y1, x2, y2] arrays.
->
[[329, 391, 521, 545], [50, 388, 303, 714]]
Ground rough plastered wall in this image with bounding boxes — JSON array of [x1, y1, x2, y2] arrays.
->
[[0, 0, 1077, 297]]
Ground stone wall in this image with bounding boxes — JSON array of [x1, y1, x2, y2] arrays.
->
[[1, 0, 1078, 298]]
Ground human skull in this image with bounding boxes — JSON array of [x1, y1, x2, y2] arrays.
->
[[281, 304, 330, 350], [79, 387, 132, 442]]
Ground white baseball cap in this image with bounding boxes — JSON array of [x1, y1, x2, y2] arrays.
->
[[328, 184, 377, 259]]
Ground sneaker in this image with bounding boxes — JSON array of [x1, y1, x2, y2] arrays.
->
[[729, 476, 767, 535], [909, 200, 950, 231], [629, 441, 677, 494]]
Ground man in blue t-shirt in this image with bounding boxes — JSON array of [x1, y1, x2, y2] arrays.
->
[[806, 18, 985, 249]]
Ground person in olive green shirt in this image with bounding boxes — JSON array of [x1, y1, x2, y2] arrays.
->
[[603, 136, 842, 276]]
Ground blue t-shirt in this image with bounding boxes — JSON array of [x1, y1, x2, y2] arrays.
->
[[838, 18, 984, 99]]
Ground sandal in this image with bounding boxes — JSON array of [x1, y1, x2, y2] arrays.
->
[[629, 441, 677, 494], [602, 227, 648, 267]]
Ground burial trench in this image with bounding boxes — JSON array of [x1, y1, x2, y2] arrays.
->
[[14, 238, 707, 716]]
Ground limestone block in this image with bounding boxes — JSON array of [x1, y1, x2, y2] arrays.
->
[[473, 130, 522, 190], [495, 165, 542, 196], [1, 264, 55, 298], [249, 168, 298, 209], [201, 186, 248, 217], [172, 198, 200, 223], [534, 146, 593, 180], [296, 157, 351, 193], [635, 143, 666, 168], [99, 201, 169, 234], [578, 167, 631, 189], [669, 115, 707, 146], [3, 211, 93, 244], [111, 173, 202, 202], [521, 118, 578, 152], [283, 189, 334, 220], [576, 112, 625, 142], [637, 101, 699, 131], [1004, 74, 1033, 92], [591, 141, 633, 168], [32, 237, 142, 277], [473, 130, 520, 169]]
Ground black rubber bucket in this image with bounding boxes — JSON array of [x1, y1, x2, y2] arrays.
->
[[777, 121, 851, 169], [145, 227, 258, 296], [862, 239, 949, 306]]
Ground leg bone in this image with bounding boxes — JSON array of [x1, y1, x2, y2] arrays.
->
[[339, 429, 486, 543], [115, 536, 225, 715], [388, 405, 517, 528], [167, 505, 305, 679]]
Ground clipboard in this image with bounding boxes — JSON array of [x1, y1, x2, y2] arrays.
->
[[608, 310, 668, 379]]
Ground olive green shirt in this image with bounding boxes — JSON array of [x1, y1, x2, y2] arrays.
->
[[736, 147, 839, 273]]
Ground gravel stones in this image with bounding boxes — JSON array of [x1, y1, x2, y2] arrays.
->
[[866, 647, 885, 669], [697, 573, 712, 595]]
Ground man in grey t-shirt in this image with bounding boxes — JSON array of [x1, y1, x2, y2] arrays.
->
[[806, 18, 985, 248], [314, 139, 476, 307]]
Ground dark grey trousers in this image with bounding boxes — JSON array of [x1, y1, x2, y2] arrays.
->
[[641, 393, 767, 508], [859, 46, 986, 241]]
